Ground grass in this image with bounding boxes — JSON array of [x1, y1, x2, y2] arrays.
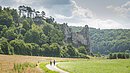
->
[[39, 62, 58, 73], [13, 62, 36, 73], [0, 54, 77, 73], [2, 54, 130, 73], [57, 59, 130, 73]]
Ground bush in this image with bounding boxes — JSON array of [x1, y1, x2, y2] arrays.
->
[[109, 52, 130, 59]]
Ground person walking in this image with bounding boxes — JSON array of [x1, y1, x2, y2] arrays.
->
[[53, 60, 56, 66], [50, 60, 52, 66]]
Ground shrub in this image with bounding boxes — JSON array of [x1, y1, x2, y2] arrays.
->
[[109, 52, 130, 59]]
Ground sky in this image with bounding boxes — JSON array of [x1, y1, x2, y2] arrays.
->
[[0, 0, 130, 29]]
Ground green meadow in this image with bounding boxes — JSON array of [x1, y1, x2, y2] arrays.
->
[[57, 59, 130, 73]]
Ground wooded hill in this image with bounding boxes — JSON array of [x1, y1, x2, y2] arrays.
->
[[70, 26, 130, 55], [0, 6, 90, 58]]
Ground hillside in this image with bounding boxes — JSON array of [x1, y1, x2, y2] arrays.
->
[[0, 6, 90, 58], [70, 26, 130, 55], [89, 28, 130, 54]]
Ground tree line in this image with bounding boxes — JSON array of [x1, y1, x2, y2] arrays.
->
[[89, 28, 130, 56]]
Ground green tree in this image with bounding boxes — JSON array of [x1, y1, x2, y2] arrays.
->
[[24, 29, 41, 45], [0, 11, 13, 27], [60, 46, 69, 57], [22, 20, 31, 30], [0, 37, 14, 55], [78, 46, 87, 54], [10, 39, 26, 55], [43, 24, 53, 36], [31, 43, 40, 56], [10, 9, 19, 24], [4, 28, 17, 41], [41, 44, 50, 56], [66, 44, 78, 57], [49, 29, 64, 44], [0, 44, 4, 54], [50, 43, 60, 57]]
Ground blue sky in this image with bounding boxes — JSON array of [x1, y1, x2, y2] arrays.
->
[[0, 0, 130, 29]]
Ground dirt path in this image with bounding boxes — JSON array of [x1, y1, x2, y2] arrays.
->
[[37, 63, 44, 73], [46, 63, 69, 73]]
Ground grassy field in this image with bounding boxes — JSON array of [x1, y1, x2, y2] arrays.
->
[[1, 54, 130, 73], [0, 54, 76, 73], [57, 59, 130, 73]]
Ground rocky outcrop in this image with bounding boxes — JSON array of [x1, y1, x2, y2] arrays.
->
[[72, 25, 90, 49], [60, 24, 90, 51], [60, 23, 72, 43]]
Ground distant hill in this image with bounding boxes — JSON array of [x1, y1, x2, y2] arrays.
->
[[70, 26, 130, 55]]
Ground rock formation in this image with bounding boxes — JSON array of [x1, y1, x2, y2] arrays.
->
[[60, 24, 90, 52]]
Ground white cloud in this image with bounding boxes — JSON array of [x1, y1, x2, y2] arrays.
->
[[15, 0, 33, 4], [107, 1, 130, 18], [87, 19, 126, 29], [0, 0, 127, 29], [52, 0, 94, 25], [53, 0, 125, 29], [71, 0, 93, 18]]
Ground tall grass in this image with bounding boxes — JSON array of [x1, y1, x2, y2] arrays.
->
[[13, 62, 36, 73]]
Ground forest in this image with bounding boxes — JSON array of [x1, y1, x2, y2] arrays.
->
[[0, 6, 88, 58], [70, 26, 130, 58], [89, 28, 130, 54]]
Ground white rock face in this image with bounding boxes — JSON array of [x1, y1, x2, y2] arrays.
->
[[60, 24, 90, 50]]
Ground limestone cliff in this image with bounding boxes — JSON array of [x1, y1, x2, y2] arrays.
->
[[60, 24, 90, 52]]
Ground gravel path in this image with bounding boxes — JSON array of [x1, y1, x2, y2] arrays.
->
[[46, 63, 69, 73]]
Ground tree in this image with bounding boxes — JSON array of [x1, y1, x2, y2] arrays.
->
[[43, 24, 53, 36], [22, 20, 31, 30], [18, 6, 23, 17], [10, 9, 19, 24], [4, 28, 17, 41], [32, 9, 35, 18], [26, 6, 33, 18], [78, 46, 87, 54], [41, 44, 50, 56], [0, 11, 13, 27], [46, 16, 55, 23], [0, 37, 14, 55], [0, 44, 4, 54], [19, 5, 27, 17], [40, 34, 48, 44], [41, 11, 45, 17], [25, 43, 33, 55], [0, 6, 2, 11], [66, 44, 78, 57], [49, 29, 64, 44], [35, 11, 40, 17], [60, 46, 69, 57], [50, 43, 60, 57], [24, 29, 41, 45], [10, 39, 26, 55]]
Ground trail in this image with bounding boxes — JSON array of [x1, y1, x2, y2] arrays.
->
[[46, 63, 69, 73], [37, 63, 44, 73]]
